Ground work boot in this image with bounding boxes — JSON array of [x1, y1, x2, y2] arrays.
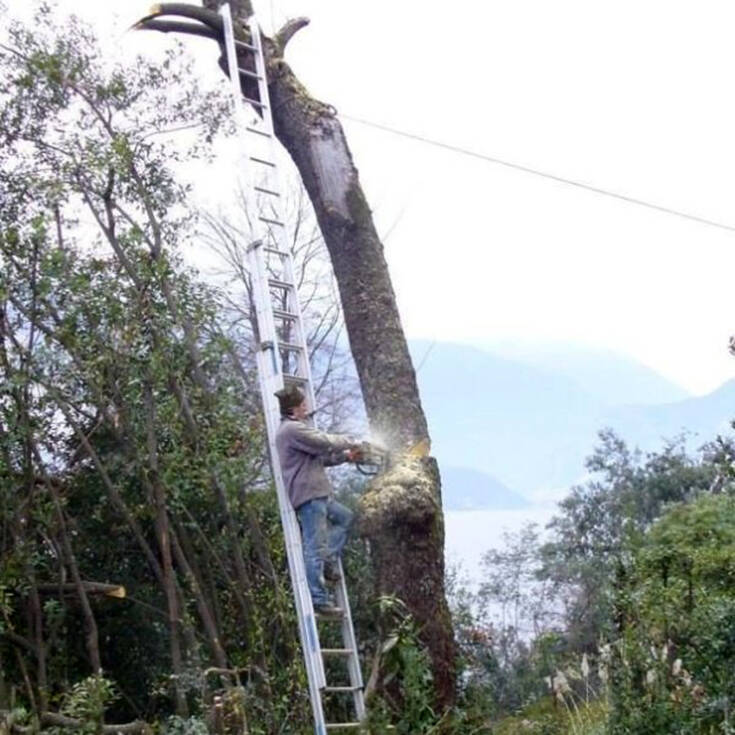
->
[[324, 561, 341, 583], [313, 601, 343, 616]]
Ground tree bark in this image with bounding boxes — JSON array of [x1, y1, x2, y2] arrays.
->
[[31, 446, 102, 674], [258, 22, 457, 710], [143, 380, 188, 716], [141, 2, 457, 709]]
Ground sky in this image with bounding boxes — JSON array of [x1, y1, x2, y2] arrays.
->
[[7, 0, 735, 395]]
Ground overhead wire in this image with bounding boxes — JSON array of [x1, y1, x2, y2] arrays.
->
[[339, 113, 735, 234]]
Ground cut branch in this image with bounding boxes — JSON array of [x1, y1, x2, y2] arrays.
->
[[274, 18, 310, 54]]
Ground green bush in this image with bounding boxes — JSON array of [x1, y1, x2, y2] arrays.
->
[[608, 494, 735, 734]]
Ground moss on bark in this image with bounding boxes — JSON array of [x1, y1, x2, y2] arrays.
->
[[358, 456, 456, 708]]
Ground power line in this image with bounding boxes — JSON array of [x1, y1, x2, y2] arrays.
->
[[340, 113, 735, 234]]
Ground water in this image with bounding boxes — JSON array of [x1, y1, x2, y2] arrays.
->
[[444, 505, 558, 586]]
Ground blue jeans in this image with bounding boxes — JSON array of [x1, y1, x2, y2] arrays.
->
[[296, 497, 353, 606]]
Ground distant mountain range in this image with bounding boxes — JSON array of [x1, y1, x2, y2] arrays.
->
[[408, 340, 734, 507], [482, 339, 691, 406], [440, 466, 529, 511]]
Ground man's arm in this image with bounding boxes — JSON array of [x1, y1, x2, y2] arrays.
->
[[323, 450, 349, 467], [323, 446, 365, 466], [285, 422, 355, 457]]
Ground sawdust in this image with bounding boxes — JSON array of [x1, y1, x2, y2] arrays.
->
[[358, 455, 439, 535]]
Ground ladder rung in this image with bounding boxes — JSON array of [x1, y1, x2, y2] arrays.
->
[[250, 156, 275, 167], [321, 648, 354, 656], [234, 39, 257, 51], [237, 67, 262, 80], [278, 341, 303, 352], [246, 126, 272, 138], [243, 95, 267, 109], [273, 308, 298, 320], [255, 185, 280, 196], [323, 686, 362, 693], [283, 374, 308, 384], [268, 278, 293, 290], [259, 216, 285, 227], [325, 724, 362, 730]]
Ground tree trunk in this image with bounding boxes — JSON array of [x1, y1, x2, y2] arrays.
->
[[143, 380, 188, 716], [145, 1, 457, 710], [260, 28, 456, 711]]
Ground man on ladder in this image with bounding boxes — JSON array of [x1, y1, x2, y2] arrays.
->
[[275, 385, 364, 616]]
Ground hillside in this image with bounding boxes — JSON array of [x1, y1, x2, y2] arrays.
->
[[410, 340, 733, 500], [440, 466, 529, 510], [606, 378, 735, 449], [483, 339, 690, 406]]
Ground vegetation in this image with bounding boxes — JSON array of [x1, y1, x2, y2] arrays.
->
[[445, 433, 735, 734], [1, 4, 734, 733]]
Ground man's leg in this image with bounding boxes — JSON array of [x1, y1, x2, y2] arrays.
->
[[325, 498, 354, 571], [296, 498, 329, 606]]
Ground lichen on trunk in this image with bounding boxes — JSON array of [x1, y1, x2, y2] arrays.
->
[[360, 455, 455, 705]]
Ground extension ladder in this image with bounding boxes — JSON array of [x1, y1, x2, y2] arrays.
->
[[218, 6, 366, 733]]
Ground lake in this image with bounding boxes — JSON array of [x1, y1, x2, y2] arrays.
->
[[444, 505, 559, 586]]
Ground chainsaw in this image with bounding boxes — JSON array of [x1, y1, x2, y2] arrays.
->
[[352, 438, 430, 476]]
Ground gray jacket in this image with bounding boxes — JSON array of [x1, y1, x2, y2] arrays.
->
[[275, 417, 354, 510]]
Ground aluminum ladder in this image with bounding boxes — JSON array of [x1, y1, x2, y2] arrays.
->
[[218, 6, 366, 733]]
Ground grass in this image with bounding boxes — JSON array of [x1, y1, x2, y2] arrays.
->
[[493, 695, 608, 735]]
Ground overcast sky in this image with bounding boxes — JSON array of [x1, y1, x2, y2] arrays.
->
[[8, 0, 735, 395]]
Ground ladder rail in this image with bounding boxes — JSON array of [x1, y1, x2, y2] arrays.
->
[[220, 7, 365, 733], [248, 16, 276, 138], [248, 240, 328, 690], [334, 561, 366, 720], [219, 5, 246, 120]]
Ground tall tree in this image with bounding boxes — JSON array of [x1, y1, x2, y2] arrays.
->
[[136, 0, 457, 708], [0, 10, 304, 728]]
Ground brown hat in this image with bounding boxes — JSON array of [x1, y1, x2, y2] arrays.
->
[[274, 385, 305, 415]]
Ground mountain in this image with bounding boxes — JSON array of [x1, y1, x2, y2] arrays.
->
[[482, 339, 690, 406], [408, 340, 733, 501], [410, 340, 605, 494], [605, 379, 735, 450], [440, 466, 530, 510]]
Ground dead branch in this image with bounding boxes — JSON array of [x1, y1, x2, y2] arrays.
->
[[274, 18, 310, 55]]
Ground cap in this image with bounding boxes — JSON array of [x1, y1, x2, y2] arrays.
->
[[274, 385, 305, 415]]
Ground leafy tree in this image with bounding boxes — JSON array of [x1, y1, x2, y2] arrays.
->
[[540, 429, 716, 653], [0, 6, 312, 730], [609, 493, 735, 734], [447, 430, 734, 732]]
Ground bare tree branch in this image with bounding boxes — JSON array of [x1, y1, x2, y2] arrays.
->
[[274, 18, 310, 55]]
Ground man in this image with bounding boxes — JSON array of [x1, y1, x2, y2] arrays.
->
[[274, 384, 362, 615]]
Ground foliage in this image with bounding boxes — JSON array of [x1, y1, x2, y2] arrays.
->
[[539, 429, 717, 651], [363, 596, 438, 734], [161, 715, 209, 734], [0, 5, 411, 732], [446, 429, 735, 734], [0, 4, 366, 732], [52, 675, 118, 734], [493, 695, 607, 735], [608, 493, 735, 734]]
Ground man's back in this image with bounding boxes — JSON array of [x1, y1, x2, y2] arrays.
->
[[275, 418, 352, 509]]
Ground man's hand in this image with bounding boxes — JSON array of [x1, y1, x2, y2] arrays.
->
[[344, 446, 364, 463]]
